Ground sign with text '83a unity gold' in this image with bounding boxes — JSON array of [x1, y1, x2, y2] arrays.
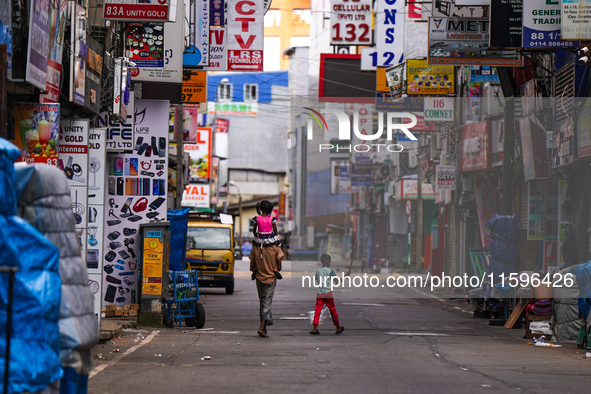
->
[[227, 0, 264, 71]]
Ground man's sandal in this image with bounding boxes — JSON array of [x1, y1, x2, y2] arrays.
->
[[335, 326, 345, 335]]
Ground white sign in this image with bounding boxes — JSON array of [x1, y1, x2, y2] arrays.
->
[[562, 0, 591, 40], [436, 165, 456, 191], [454, 0, 489, 5], [103, 0, 172, 22], [127, 4, 183, 83], [227, 0, 264, 71], [26, 0, 50, 90], [69, 2, 86, 106], [424, 97, 455, 121], [329, 0, 372, 45], [404, 22, 428, 59], [182, 184, 210, 208], [194, 0, 210, 66], [405, 200, 411, 216], [98, 95, 135, 152], [375, 0, 405, 68], [360, 47, 377, 71], [524, 0, 577, 48], [203, 28, 227, 70]]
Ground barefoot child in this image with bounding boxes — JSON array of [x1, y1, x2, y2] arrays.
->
[[249, 200, 283, 338], [310, 254, 349, 335]]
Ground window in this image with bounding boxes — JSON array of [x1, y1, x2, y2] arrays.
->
[[244, 83, 258, 102], [187, 227, 231, 250], [217, 83, 232, 101]]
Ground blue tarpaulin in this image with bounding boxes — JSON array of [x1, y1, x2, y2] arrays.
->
[[488, 214, 521, 268], [573, 261, 591, 319], [168, 209, 191, 271], [0, 139, 62, 393]]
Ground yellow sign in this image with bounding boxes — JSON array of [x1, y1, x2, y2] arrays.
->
[[182, 70, 207, 104], [406, 59, 454, 95], [376, 67, 389, 93], [142, 236, 164, 296]]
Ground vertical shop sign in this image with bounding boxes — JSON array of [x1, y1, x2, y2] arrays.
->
[[102, 100, 169, 306], [227, 0, 264, 71], [375, 0, 405, 68], [460, 121, 489, 172], [183, 0, 210, 66], [184, 126, 212, 180], [329, 0, 372, 45], [69, 2, 87, 106], [576, 97, 591, 158], [26, 0, 50, 90], [59, 119, 90, 262], [142, 234, 164, 295], [527, 180, 559, 241], [203, 28, 227, 70], [436, 165, 455, 190], [210, 0, 224, 27], [87, 128, 107, 327], [9, 103, 60, 164]]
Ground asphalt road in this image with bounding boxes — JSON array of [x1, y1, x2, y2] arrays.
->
[[89, 260, 591, 393]]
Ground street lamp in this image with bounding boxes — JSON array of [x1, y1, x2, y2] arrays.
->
[[228, 180, 242, 259]]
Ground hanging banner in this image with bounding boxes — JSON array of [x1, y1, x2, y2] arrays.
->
[[26, 0, 50, 90], [184, 127, 212, 180], [183, 0, 210, 67], [182, 184, 211, 208], [406, 59, 454, 95], [85, 36, 104, 114], [562, 0, 591, 40], [103, 0, 172, 22], [329, 0, 372, 45], [227, 0, 264, 71], [9, 103, 60, 165], [126, 4, 183, 83], [523, 0, 578, 48], [428, 17, 523, 66], [527, 180, 559, 241], [375, 0, 405, 68]]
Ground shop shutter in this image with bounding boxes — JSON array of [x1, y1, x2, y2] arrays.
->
[[519, 179, 528, 230]]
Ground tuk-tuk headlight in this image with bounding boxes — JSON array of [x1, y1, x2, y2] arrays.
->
[[221, 263, 229, 271]]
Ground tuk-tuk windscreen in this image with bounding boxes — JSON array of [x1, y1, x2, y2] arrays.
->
[[187, 227, 232, 250]]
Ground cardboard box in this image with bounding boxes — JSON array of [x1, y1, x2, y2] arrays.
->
[[114, 307, 123, 317], [105, 305, 117, 311], [127, 309, 138, 316], [105, 310, 115, 318]]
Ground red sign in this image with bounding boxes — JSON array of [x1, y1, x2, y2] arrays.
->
[[103, 2, 170, 22], [227, 0, 264, 71], [460, 121, 490, 172], [215, 118, 229, 133], [404, 115, 434, 132], [406, 200, 411, 216]]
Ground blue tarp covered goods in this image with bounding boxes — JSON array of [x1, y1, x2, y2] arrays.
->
[[0, 139, 62, 393], [573, 261, 591, 319], [168, 209, 191, 271]]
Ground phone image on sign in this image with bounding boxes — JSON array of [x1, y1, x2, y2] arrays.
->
[[124, 158, 131, 176], [114, 157, 123, 176], [108, 158, 115, 176], [130, 158, 139, 176]]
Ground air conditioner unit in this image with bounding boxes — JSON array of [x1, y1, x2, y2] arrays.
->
[[483, 82, 504, 117]]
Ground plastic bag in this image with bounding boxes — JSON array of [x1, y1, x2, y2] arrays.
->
[[308, 305, 329, 325]]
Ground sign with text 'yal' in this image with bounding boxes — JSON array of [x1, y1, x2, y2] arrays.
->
[[329, 0, 372, 45], [103, 0, 171, 22], [182, 184, 211, 208], [227, 0, 264, 71]]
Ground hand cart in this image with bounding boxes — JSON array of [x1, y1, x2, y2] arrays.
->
[[165, 270, 205, 328], [1, 266, 18, 394]]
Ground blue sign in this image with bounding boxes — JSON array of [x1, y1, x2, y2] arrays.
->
[[522, 0, 579, 49], [146, 230, 162, 238]]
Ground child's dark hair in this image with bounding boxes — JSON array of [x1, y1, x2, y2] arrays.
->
[[256, 200, 273, 215], [320, 254, 331, 266]]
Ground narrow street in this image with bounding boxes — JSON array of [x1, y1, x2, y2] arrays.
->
[[89, 261, 591, 394]]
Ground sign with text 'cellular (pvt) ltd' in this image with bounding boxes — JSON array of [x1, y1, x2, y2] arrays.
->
[[329, 0, 372, 45]]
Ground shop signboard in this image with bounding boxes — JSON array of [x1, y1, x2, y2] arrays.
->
[[40, 0, 67, 103], [433, 1, 488, 16], [428, 17, 523, 66], [361, 47, 377, 71], [98, 95, 135, 152], [202, 28, 227, 71], [576, 97, 591, 158], [184, 127, 211, 180], [491, 119, 504, 167], [102, 100, 169, 306], [397, 134, 418, 150], [9, 103, 60, 165], [543, 241, 558, 270], [103, 0, 172, 22], [489, 0, 522, 49], [395, 179, 435, 200], [210, 0, 224, 27], [562, 0, 591, 40], [183, 0, 210, 67], [59, 119, 90, 262], [460, 121, 489, 172], [69, 2, 87, 106], [375, 0, 405, 68], [26, 0, 50, 90], [84, 36, 104, 114], [329, 0, 372, 45], [552, 118, 575, 168], [141, 232, 164, 296], [436, 165, 455, 191], [182, 184, 210, 208], [527, 180, 558, 241], [469, 66, 499, 83], [385, 63, 405, 97], [424, 97, 454, 121], [182, 70, 207, 104], [523, 0, 578, 48], [404, 22, 428, 59], [406, 59, 454, 95], [126, 4, 183, 83], [227, 0, 264, 71], [207, 102, 258, 116]]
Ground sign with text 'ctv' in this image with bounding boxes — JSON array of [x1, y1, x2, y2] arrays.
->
[[227, 0, 264, 71]]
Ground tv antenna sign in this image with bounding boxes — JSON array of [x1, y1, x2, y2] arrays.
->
[[303, 107, 418, 153]]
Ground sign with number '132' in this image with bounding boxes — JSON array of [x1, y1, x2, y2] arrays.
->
[[330, 0, 373, 45]]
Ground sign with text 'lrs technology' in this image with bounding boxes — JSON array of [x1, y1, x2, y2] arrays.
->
[[329, 0, 372, 45], [227, 0, 264, 71], [103, 0, 172, 22]]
